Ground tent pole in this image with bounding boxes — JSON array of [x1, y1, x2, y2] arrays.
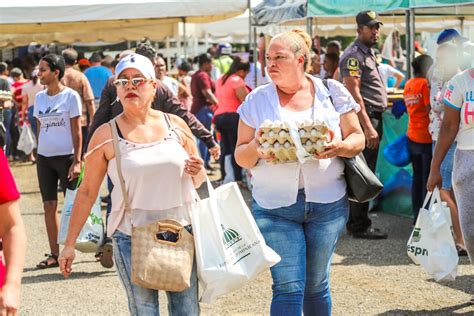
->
[[254, 26, 258, 88], [460, 17, 465, 35], [406, 9, 415, 79], [183, 17, 187, 59], [248, 0, 252, 51], [306, 17, 313, 38], [166, 36, 171, 72]]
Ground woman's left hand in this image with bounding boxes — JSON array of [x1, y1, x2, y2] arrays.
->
[[68, 161, 82, 180], [184, 154, 204, 176], [314, 138, 346, 159]]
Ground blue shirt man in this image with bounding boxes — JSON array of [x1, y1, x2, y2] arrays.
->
[[84, 53, 112, 99]]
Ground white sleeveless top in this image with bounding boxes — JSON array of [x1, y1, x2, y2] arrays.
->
[[96, 116, 199, 236]]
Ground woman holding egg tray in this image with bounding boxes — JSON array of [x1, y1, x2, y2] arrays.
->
[[235, 29, 365, 315]]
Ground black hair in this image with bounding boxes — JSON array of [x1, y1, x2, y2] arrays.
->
[[412, 55, 433, 77], [198, 53, 212, 67], [0, 62, 7, 74], [324, 52, 340, 65], [222, 56, 250, 85], [41, 54, 66, 80], [62, 48, 78, 66], [178, 62, 192, 72], [327, 41, 341, 51], [135, 40, 157, 63], [89, 52, 103, 63]]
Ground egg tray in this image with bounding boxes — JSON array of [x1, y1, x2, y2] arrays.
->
[[0, 90, 12, 101], [258, 120, 331, 163]]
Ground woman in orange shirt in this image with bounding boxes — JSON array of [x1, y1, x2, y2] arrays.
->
[[214, 57, 250, 185], [403, 55, 433, 222]]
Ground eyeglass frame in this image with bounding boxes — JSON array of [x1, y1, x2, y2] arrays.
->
[[113, 77, 153, 88]]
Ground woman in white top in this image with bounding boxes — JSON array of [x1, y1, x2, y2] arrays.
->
[[427, 42, 466, 256], [34, 54, 82, 269], [427, 67, 474, 304], [235, 29, 364, 315], [58, 54, 205, 315]]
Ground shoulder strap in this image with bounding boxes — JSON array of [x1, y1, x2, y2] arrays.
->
[[322, 79, 334, 105], [163, 113, 172, 130], [109, 118, 131, 213]]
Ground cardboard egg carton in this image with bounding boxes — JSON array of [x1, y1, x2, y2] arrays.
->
[[258, 119, 331, 163], [0, 90, 12, 101]]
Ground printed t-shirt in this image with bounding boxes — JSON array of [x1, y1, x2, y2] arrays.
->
[[215, 74, 247, 116], [62, 67, 94, 126], [21, 81, 44, 108], [190, 70, 215, 114], [84, 65, 112, 99], [0, 148, 20, 204], [34, 87, 82, 157], [443, 69, 474, 150], [404, 77, 432, 144]]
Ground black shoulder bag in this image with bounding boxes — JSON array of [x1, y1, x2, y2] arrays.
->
[[322, 79, 383, 203]]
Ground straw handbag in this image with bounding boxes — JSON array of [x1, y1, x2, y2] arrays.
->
[[110, 118, 194, 291]]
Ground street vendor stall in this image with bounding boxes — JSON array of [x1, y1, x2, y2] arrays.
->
[[0, 0, 248, 47]]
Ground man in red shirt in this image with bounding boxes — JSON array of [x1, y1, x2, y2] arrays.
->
[[191, 53, 219, 170], [0, 147, 26, 315]]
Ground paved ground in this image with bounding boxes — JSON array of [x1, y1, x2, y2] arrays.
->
[[11, 161, 474, 315]]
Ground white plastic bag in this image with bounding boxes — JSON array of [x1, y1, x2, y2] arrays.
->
[[192, 178, 281, 303], [58, 188, 104, 253], [17, 125, 36, 155], [407, 187, 458, 281]]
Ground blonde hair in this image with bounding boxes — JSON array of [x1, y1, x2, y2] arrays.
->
[[271, 28, 312, 72]]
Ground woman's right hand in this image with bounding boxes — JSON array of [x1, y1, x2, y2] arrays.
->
[[58, 245, 76, 278], [254, 130, 275, 162], [427, 168, 442, 192]]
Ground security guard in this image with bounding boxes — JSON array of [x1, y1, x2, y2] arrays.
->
[[340, 10, 388, 240]]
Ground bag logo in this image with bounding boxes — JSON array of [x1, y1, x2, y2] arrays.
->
[[222, 224, 242, 249], [411, 227, 421, 243]]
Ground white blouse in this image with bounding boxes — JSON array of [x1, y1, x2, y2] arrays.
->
[[237, 76, 360, 209]]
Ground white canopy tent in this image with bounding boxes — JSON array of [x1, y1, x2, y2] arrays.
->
[[0, 0, 248, 48]]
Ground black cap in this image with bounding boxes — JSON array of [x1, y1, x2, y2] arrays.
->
[[356, 10, 383, 27]]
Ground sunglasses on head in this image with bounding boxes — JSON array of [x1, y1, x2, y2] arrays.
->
[[113, 77, 150, 87]]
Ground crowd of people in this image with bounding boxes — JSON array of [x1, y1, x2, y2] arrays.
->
[[0, 9, 473, 316]]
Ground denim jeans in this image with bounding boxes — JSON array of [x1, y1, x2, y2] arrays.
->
[[194, 106, 213, 165], [27, 106, 37, 138], [214, 112, 242, 181], [408, 139, 432, 222], [112, 230, 199, 316], [252, 191, 349, 316], [2, 108, 14, 156]]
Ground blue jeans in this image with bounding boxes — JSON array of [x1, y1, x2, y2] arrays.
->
[[2, 108, 14, 156], [112, 230, 199, 316], [432, 141, 456, 190], [252, 191, 349, 316], [408, 139, 432, 222], [194, 106, 213, 165], [27, 106, 37, 137]]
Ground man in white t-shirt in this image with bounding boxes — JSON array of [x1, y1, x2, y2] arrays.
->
[[378, 63, 404, 89]]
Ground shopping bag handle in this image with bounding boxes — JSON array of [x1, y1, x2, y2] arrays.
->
[[423, 187, 442, 212]]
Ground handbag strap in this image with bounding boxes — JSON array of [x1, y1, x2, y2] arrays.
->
[[109, 118, 132, 213]]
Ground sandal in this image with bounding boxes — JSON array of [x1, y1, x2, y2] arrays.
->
[[36, 253, 59, 269], [456, 244, 468, 257]]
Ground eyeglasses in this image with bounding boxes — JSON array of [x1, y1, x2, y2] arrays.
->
[[113, 78, 150, 87]]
